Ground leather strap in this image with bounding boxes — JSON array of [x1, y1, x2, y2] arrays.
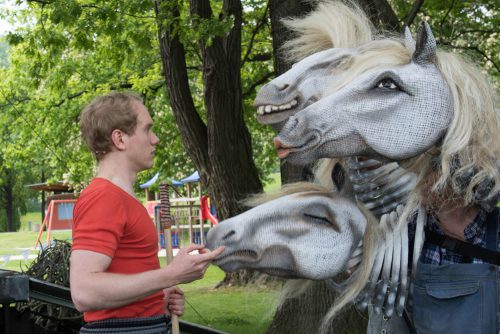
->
[[425, 226, 500, 265]]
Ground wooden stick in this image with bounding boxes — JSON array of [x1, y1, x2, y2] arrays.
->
[[159, 183, 180, 334]]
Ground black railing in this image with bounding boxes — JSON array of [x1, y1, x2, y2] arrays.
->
[[0, 270, 227, 334]]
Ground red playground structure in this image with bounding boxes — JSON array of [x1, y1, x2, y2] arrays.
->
[[141, 171, 218, 249]]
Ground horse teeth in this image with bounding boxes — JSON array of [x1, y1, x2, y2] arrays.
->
[[257, 101, 297, 115]]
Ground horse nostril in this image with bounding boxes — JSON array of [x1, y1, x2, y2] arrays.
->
[[280, 84, 290, 91], [284, 116, 299, 132], [222, 230, 236, 241]]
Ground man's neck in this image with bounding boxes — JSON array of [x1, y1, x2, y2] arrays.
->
[[435, 202, 480, 241], [97, 155, 137, 197]]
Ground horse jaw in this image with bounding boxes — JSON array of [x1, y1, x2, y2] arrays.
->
[[254, 48, 353, 129], [216, 245, 303, 279]]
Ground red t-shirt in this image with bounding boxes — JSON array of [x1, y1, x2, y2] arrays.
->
[[72, 178, 164, 322]]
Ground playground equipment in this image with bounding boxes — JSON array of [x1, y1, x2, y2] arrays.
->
[[34, 199, 76, 248], [141, 171, 218, 249], [159, 183, 180, 334]]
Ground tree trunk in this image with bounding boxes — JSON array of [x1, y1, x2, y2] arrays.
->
[[266, 281, 367, 334], [356, 0, 400, 31], [154, 0, 263, 221], [154, 0, 263, 288], [268, 0, 315, 185]]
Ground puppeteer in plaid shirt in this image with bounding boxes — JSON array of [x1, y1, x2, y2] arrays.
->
[[411, 208, 500, 265], [409, 207, 500, 333]]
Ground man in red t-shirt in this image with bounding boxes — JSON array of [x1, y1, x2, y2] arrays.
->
[[71, 92, 224, 333]]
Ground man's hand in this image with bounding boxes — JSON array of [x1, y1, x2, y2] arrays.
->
[[166, 244, 225, 285], [163, 287, 184, 316]]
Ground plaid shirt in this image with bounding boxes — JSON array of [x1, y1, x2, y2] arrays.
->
[[409, 207, 499, 264], [409, 207, 499, 333]]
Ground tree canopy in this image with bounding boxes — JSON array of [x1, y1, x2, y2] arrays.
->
[[0, 0, 277, 226], [0, 0, 497, 232]]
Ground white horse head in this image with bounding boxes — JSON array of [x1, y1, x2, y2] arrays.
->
[[254, 48, 359, 128], [206, 183, 367, 280], [254, 1, 374, 130], [273, 23, 453, 164]]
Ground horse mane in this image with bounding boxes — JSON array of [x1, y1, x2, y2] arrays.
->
[[325, 39, 412, 95], [281, 0, 375, 62], [244, 181, 334, 208], [286, 1, 500, 210], [419, 51, 500, 206]]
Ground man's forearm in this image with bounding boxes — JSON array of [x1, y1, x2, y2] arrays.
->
[[71, 267, 178, 312]]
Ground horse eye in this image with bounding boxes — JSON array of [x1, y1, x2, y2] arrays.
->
[[303, 213, 331, 225], [376, 78, 399, 90]]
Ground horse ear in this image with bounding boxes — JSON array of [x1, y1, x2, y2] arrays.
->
[[403, 26, 415, 54], [331, 163, 346, 191], [412, 22, 437, 64]]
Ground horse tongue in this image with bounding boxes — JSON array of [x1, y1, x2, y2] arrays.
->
[[274, 137, 291, 159]]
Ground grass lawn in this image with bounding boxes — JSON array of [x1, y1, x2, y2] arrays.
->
[[1, 226, 279, 334], [264, 172, 281, 193], [0, 230, 72, 271], [177, 265, 278, 334], [19, 211, 43, 231]]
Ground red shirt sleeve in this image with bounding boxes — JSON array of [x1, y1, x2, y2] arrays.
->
[[72, 187, 127, 258]]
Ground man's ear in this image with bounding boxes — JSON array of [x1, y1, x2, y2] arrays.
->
[[111, 129, 126, 151]]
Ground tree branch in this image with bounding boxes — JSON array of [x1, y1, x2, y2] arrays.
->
[[248, 53, 272, 62], [154, 0, 210, 174], [243, 71, 274, 98], [438, 0, 457, 44], [403, 0, 425, 28], [445, 44, 500, 73], [241, 3, 269, 67]]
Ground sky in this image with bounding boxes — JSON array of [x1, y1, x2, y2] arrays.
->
[[0, 0, 19, 36], [0, 19, 13, 35]]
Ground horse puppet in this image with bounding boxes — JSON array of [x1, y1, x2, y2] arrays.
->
[[208, 0, 499, 329], [206, 182, 386, 332], [268, 2, 500, 294]]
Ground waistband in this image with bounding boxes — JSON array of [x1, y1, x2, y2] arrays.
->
[[80, 314, 171, 334]]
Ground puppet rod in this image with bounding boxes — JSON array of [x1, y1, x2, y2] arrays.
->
[[159, 182, 180, 334]]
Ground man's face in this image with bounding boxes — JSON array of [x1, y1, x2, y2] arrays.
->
[[125, 102, 160, 172]]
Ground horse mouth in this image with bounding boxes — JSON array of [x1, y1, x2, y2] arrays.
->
[[214, 249, 259, 265], [273, 134, 320, 159], [260, 268, 300, 278], [255, 98, 299, 125]]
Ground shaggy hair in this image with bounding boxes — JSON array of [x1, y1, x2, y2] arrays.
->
[[80, 92, 142, 160], [281, 1, 375, 62], [272, 0, 499, 331]]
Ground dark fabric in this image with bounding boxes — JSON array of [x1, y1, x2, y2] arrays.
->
[[424, 231, 500, 265], [425, 207, 499, 264], [412, 262, 498, 334], [412, 208, 499, 334], [80, 315, 171, 334]]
